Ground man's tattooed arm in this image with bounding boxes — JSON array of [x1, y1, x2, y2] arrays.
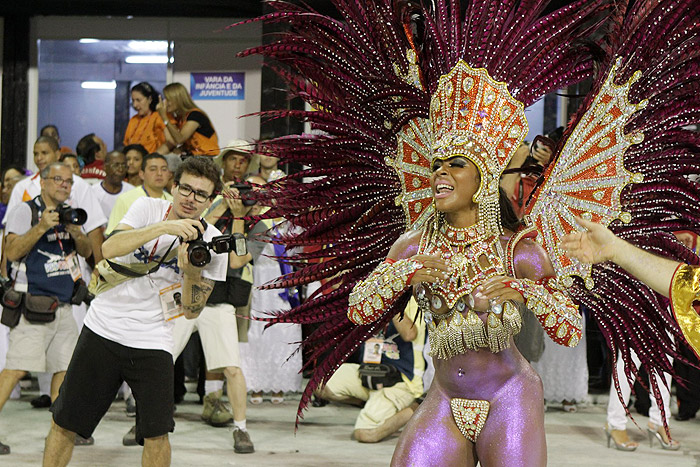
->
[[181, 277, 215, 319]]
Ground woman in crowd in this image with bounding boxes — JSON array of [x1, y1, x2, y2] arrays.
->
[[157, 82, 219, 156], [123, 143, 146, 187], [241, 174, 302, 404], [0, 166, 26, 227], [122, 82, 165, 154]]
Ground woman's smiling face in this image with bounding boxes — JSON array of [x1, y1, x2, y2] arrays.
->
[[430, 156, 480, 214]]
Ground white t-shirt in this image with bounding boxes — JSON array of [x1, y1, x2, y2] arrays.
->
[[90, 181, 135, 225], [8, 173, 107, 235], [83, 198, 227, 353]]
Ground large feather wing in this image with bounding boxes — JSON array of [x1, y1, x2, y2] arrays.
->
[[527, 0, 700, 431]]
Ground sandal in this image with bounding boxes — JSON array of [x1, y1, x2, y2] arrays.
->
[[562, 400, 577, 413], [250, 392, 263, 405], [270, 392, 284, 404]]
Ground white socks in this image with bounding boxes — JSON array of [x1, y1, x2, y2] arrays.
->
[[234, 419, 247, 432], [204, 380, 224, 395]]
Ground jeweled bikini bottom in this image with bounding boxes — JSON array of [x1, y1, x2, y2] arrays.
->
[[450, 398, 490, 443]]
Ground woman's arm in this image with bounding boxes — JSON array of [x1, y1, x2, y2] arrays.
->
[[163, 120, 200, 147], [348, 230, 449, 325]]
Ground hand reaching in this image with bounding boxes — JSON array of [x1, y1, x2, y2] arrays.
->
[[560, 216, 620, 264]]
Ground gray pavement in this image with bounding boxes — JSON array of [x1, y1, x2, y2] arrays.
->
[[1, 389, 699, 466]]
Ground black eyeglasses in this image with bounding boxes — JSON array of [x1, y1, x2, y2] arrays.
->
[[46, 176, 74, 186], [176, 183, 212, 203]]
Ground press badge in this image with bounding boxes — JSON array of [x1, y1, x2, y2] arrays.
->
[[363, 337, 384, 364], [160, 283, 183, 321], [65, 252, 82, 282], [383, 341, 400, 360]]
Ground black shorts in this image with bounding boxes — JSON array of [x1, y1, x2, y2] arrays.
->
[[51, 326, 174, 444]]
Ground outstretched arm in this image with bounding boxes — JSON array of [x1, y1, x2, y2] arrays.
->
[[560, 216, 679, 298]]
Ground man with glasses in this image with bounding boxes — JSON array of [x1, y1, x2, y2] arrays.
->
[[90, 150, 135, 223], [6, 136, 106, 417], [0, 163, 93, 455], [105, 153, 172, 235], [43, 157, 227, 467]]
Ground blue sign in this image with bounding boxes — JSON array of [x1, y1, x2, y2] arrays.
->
[[190, 72, 245, 100]]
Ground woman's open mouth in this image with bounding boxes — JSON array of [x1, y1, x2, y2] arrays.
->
[[434, 183, 454, 199]]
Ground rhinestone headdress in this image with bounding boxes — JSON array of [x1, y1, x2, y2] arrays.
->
[[391, 61, 527, 233]]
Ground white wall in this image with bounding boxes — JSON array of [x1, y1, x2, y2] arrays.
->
[[27, 16, 263, 169], [524, 98, 545, 144]]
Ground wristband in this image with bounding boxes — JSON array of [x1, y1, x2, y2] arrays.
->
[[348, 258, 423, 325], [509, 277, 582, 347]]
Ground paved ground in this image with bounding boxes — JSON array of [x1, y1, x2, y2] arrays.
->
[[1, 389, 699, 466]]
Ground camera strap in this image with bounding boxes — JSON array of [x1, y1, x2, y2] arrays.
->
[[105, 204, 177, 278], [105, 237, 178, 278]]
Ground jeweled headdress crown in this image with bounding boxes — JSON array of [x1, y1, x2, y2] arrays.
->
[[391, 60, 527, 232]]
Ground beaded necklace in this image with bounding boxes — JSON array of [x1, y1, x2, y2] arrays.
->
[[418, 214, 507, 310]]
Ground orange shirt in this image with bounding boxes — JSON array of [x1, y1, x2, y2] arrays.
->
[[179, 109, 219, 156], [123, 112, 166, 153]]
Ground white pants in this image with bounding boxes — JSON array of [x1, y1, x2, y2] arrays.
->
[[607, 350, 672, 430], [38, 303, 88, 396]]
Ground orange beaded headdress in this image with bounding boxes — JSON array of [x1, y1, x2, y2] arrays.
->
[[390, 60, 527, 234]]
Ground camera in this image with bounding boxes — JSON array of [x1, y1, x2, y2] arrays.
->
[[55, 204, 87, 226], [231, 182, 257, 207], [0, 275, 12, 295], [186, 220, 248, 267], [71, 279, 94, 306]]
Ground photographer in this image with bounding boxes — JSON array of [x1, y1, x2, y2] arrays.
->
[[43, 157, 227, 467], [164, 181, 261, 453], [0, 163, 92, 455], [314, 302, 425, 443]]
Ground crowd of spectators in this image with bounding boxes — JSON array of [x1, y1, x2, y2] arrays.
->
[[0, 83, 697, 466]]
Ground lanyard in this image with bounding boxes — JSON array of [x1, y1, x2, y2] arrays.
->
[[148, 205, 173, 262]]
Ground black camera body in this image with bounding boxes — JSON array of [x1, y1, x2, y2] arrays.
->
[[55, 204, 87, 226], [186, 219, 248, 267], [232, 182, 257, 207]]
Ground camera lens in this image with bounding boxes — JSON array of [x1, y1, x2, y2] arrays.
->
[[187, 243, 211, 267]]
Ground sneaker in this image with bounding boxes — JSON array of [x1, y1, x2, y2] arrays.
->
[[232, 428, 254, 454], [0, 440, 9, 455], [122, 426, 137, 447], [125, 395, 136, 417], [209, 399, 234, 427], [31, 394, 52, 409], [202, 390, 233, 427], [74, 435, 94, 446]]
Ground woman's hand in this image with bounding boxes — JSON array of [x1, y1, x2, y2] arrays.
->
[[408, 254, 449, 285], [475, 276, 524, 306], [156, 95, 168, 119]]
